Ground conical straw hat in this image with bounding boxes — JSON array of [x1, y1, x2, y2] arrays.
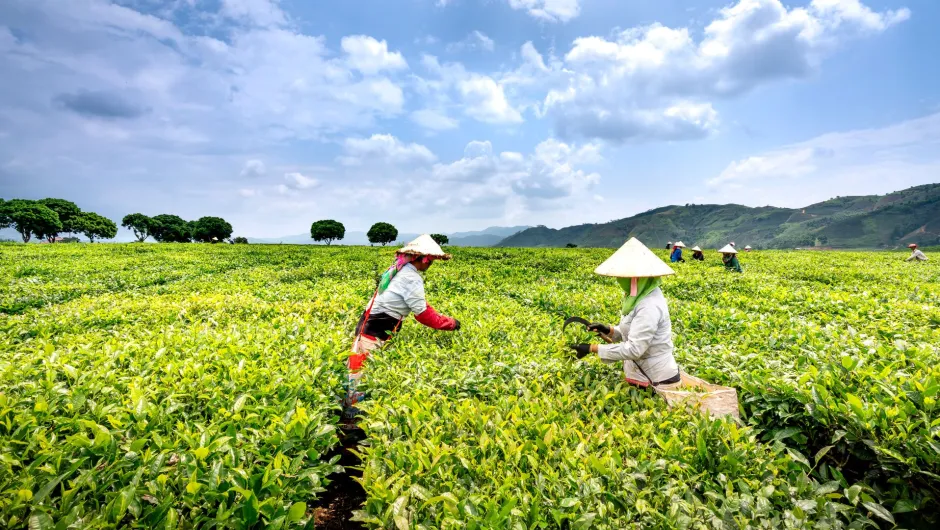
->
[[744, 245, 752, 250], [691, 246, 702, 251], [595, 238, 675, 278], [718, 244, 737, 254], [674, 241, 686, 248], [398, 234, 452, 260]]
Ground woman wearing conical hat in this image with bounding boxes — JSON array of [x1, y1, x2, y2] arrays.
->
[[569, 238, 681, 387], [690, 246, 705, 261], [670, 241, 686, 263], [344, 234, 461, 418], [719, 244, 742, 272]]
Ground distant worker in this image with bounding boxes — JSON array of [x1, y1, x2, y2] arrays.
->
[[907, 243, 929, 262], [670, 241, 685, 263], [720, 244, 742, 273], [730, 241, 736, 248], [569, 238, 680, 387], [344, 235, 461, 419], [744, 245, 752, 252], [666, 241, 673, 250], [691, 246, 705, 261]]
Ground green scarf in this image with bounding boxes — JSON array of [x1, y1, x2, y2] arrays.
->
[[616, 277, 661, 315]]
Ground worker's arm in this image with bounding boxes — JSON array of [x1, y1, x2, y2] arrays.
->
[[597, 306, 659, 361], [403, 279, 459, 330], [906, 254, 915, 262], [414, 305, 459, 330]]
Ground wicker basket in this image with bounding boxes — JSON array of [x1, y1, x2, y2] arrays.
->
[[654, 372, 740, 420]]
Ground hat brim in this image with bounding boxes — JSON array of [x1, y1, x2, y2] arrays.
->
[[398, 249, 452, 260]]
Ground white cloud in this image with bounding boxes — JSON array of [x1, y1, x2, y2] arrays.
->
[[709, 148, 817, 186], [284, 171, 319, 189], [508, 0, 581, 23], [411, 108, 459, 131], [240, 159, 266, 177], [238, 188, 257, 197], [220, 0, 288, 28], [430, 138, 600, 199], [448, 31, 495, 53], [339, 134, 437, 166], [707, 112, 940, 205], [458, 74, 524, 124], [341, 35, 408, 75], [536, 0, 909, 142]]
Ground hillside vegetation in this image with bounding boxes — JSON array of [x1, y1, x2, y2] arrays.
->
[[498, 184, 940, 249]]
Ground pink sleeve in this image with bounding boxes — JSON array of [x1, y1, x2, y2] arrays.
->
[[414, 305, 457, 330]]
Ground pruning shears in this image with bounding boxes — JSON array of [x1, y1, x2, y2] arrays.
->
[[562, 316, 613, 343]]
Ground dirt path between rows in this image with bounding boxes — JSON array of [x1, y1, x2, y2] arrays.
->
[[312, 424, 367, 530]]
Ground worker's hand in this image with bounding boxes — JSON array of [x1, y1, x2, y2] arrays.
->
[[586, 323, 611, 335], [453, 319, 461, 331], [569, 343, 592, 359]]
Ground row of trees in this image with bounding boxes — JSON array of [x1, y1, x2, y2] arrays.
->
[[0, 198, 117, 242], [310, 219, 449, 246], [122, 213, 234, 243]]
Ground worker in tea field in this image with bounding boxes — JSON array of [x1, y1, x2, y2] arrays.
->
[[669, 241, 685, 263], [907, 243, 929, 261], [691, 246, 705, 261], [569, 238, 681, 387], [344, 234, 461, 419], [719, 244, 742, 272]]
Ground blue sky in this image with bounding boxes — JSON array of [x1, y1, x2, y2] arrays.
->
[[1, 0, 938, 238]]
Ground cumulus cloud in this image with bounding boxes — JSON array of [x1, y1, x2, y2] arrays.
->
[[240, 159, 266, 177], [339, 134, 437, 166], [284, 172, 319, 189], [706, 112, 940, 205], [536, 0, 909, 142], [341, 35, 408, 75], [508, 0, 581, 23], [458, 74, 524, 124], [430, 138, 600, 199]]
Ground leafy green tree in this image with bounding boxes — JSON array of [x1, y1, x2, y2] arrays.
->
[[0, 199, 9, 229], [566, 243, 577, 248], [38, 198, 82, 240], [122, 213, 153, 242], [150, 214, 192, 243], [430, 233, 449, 245], [232, 236, 249, 244], [192, 216, 234, 243], [3, 200, 62, 242], [367, 222, 398, 246], [74, 212, 118, 242], [310, 220, 345, 245]]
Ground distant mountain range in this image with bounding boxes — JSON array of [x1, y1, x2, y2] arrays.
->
[[496, 184, 940, 249], [247, 226, 530, 246]]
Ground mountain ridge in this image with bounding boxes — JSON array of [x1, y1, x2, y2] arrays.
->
[[496, 184, 940, 249]]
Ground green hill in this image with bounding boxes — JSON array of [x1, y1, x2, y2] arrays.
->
[[498, 184, 940, 249]]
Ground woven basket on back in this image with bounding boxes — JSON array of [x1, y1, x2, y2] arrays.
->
[[653, 372, 740, 420]]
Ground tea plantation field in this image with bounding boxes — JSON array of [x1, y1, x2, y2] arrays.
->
[[0, 243, 938, 529]]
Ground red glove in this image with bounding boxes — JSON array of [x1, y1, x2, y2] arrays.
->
[[414, 305, 459, 331]]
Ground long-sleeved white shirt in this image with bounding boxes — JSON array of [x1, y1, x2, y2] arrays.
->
[[597, 287, 679, 384], [368, 263, 428, 319], [907, 249, 928, 262]]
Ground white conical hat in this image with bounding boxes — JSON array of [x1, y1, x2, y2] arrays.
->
[[691, 246, 702, 251], [594, 237, 675, 278], [674, 241, 686, 248], [744, 245, 752, 250], [397, 234, 451, 260], [718, 244, 737, 254]]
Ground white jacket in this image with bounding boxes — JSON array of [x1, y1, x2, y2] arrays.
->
[[368, 263, 428, 318], [907, 249, 928, 262], [597, 287, 679, 384]]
